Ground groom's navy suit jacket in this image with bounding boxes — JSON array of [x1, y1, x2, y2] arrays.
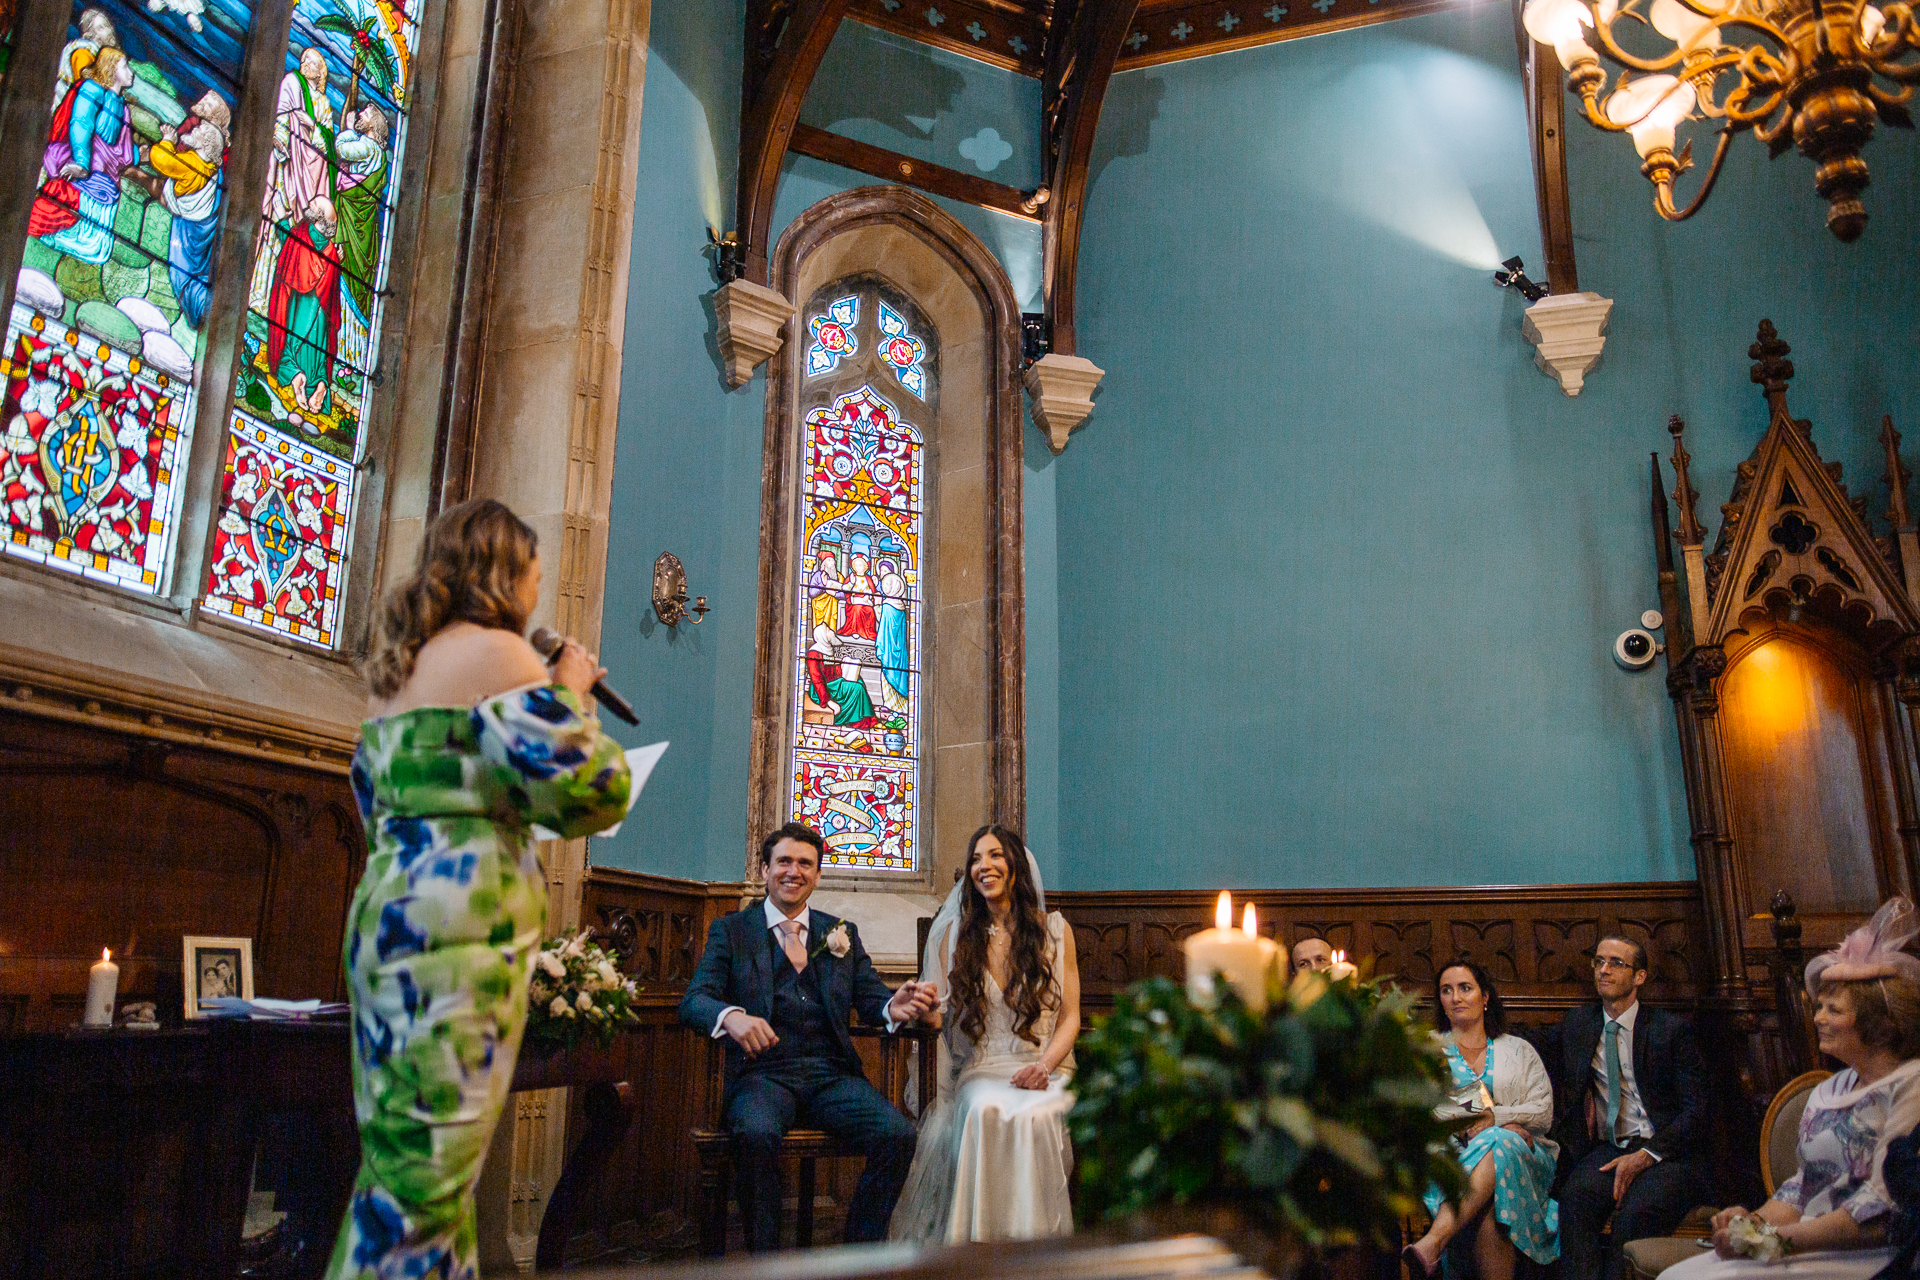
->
[[679, 902, 897, 1102]]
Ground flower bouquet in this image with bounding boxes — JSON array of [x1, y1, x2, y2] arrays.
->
[[1070, 963, 1465, 1256], [525, 930, 640, 1053]]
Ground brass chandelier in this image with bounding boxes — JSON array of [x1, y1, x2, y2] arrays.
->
[[1522, 0, 1920, 239]]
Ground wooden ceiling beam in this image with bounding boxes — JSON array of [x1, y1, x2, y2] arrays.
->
[[789, 123, 1045, 221], [1041, 0, 1141, 356], [738, 0, 857, 284]]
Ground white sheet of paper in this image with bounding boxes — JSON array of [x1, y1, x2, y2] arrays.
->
[[531, 741, 667, 842]]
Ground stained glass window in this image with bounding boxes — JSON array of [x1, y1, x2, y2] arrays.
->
[[201, 0, 417, 646], [3, 0, 252, 591], [790, 383, 925, 871], [877, 301, 927, 399]]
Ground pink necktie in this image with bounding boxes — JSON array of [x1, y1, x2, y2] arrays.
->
[[778, 918, 808, 972]]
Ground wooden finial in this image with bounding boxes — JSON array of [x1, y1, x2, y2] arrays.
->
[[1883, 416, 1913, 532], [1749, 319, 1795, 420], [1669, 415, 1705, 546], [1651, 452, 1675, 573]]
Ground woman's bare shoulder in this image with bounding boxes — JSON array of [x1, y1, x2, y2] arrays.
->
[[368, 624, 548, 716]]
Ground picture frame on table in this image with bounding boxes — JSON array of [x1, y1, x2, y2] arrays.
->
[[182, 936, 254, 1019]]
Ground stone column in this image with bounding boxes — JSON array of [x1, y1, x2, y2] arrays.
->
[[463, 0, 653, 1269]]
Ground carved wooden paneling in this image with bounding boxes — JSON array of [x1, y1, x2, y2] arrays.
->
[[0, 709, 364, 1032], [1050, 882, 1708, 1021]]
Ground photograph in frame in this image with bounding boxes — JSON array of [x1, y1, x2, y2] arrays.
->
[[181, 936, 254, 1019]]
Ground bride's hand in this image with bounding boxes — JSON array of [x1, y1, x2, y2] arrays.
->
[[1009, 1064, 1051, 1090]]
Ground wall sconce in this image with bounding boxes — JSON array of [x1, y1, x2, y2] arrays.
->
[[653, 552, 710, 627]]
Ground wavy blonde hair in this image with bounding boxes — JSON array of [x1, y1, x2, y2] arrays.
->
[[360, 498, 538, 698]]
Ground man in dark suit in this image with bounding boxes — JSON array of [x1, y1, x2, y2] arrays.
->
[[1550, 935, 1711, 1280], [680, 822, 937, 1251]]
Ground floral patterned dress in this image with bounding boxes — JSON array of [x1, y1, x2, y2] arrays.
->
[[324, 684, 631, 1280]]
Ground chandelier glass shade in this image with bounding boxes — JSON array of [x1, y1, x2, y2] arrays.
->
[[1522, 0, 1920, 239]]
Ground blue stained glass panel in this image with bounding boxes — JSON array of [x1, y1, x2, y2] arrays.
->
[[806, 295, 859, 377]]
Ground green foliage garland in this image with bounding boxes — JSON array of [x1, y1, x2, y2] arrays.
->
[[1069, 970, 1466, 1248]]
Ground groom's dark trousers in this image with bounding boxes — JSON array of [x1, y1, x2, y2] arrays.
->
[[680, 904, 916, 1251]]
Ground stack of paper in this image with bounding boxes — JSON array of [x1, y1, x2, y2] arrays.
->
[[198, 997, 350, 1020]]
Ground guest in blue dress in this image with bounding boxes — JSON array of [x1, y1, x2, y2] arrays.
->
[[1406, 959, 1560, 1280]]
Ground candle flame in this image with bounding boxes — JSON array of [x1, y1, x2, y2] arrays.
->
[[1214, 890, 1233, 931], [1333, 949, 1344, 964], [1242, 902, 1259, 937], [102, 948, 111, 962]]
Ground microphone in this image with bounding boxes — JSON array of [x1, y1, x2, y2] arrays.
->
[[528, 627, 639, 725]]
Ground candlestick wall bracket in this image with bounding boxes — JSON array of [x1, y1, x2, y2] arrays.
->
[[652, 552, 711, 628]]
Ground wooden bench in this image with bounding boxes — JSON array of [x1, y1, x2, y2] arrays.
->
[[692, 1023, 938, 1255]]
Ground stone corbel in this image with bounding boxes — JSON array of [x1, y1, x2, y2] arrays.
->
[[714, 279, 794, 388], [1521, 292, 1614, 396], [1024, 353, 1105, 453]]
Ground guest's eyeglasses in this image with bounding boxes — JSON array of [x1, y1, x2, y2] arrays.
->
[[1591, 956, 1638, 972]]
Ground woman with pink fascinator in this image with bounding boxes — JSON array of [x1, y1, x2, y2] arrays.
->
[[1655, 899, 1920, 1280]]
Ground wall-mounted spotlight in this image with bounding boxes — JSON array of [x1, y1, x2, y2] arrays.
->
[[653, 552, 711, 628], [1493, 255, 1550, 303], [705, 227, 744, 285]]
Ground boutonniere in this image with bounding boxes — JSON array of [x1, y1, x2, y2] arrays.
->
[[812, 922, 852, 960]]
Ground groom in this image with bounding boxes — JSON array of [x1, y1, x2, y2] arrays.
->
[[681, 822, 937, 1251]]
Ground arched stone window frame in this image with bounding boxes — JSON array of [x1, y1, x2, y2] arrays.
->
[[748, 187, 1025, 894]]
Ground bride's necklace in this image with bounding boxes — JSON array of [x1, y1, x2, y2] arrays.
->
[[987, 922, 1007, 937]]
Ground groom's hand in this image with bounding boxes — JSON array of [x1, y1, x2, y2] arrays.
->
[[720, 1009, 779, 1055], [888, 980, 937, 1024]]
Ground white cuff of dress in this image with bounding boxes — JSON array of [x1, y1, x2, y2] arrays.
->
[[712, 1005, 743, 1038]]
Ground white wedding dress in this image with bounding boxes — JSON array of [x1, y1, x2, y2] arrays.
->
[[889, 910, 1076, 1243]]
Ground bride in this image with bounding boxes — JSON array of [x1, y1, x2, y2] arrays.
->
[[890, 825, 1081, 1243]]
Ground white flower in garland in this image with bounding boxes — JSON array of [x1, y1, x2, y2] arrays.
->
[[528, 930, 643, 1051]]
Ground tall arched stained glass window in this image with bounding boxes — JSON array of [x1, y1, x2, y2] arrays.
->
[[200, 0, 417, 647], [2, 1, 254, 593], [789, 278, 936, 872]]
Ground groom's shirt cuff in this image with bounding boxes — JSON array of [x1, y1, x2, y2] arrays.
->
[[712, 1005, 744, 1038]]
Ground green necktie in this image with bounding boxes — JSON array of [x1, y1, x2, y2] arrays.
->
[[1604, 1019, 1623, 1142]]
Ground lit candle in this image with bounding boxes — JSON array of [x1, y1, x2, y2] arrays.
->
[[1185, 892, 1272, 1012], [1244, 902, 1281, 976], [1329, 949, 1359, 982], [84, 948, 119, 1028]]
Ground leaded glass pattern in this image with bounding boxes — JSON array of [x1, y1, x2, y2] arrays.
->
[[3, 0, 252, 594], [789, 374, 926, 872], [204, 0, 418, 646], [877, 301, 927, 399], [806, 295, 857, 377]]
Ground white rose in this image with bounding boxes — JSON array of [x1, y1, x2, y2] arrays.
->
[[575, 990, 594, 1012], [596, 960, 620, 986], [549, 995, 569, 1017], [826, 924, 851, 958], [563, 935, 585, 959], [538, 952, 565, 980]]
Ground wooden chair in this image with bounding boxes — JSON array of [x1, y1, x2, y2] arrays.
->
[[1620, 1070, 1832, 1280], [691, 1023, 938, 1255]]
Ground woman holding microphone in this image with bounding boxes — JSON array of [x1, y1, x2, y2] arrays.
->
[[326, 498, 632, 1279]]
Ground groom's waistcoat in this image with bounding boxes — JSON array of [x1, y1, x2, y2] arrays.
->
[[754, 931, 839, 1070]]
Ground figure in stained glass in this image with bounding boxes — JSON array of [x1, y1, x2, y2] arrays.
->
[[331, 105, 389, 322], [876, 559, 909, 712], [843, 551, 879, 640], [809, 549, 844, 630], [50, 6, 115, 108], [136, 91, 230, 329], [30, 46, 136, 265], [267, 196, 342, 413]]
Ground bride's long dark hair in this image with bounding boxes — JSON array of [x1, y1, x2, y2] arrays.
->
[[948, 825, 1058, 1045]]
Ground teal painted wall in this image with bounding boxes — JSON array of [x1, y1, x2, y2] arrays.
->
[[595, 3, 1917, 890], [595, 12, 1049, 880], [1053, 5, 1920, 889]]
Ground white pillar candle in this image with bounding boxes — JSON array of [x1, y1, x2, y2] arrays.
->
[[84, 948, 119, 1028], [1185, 892, 1272, 1012], [1329, 949, 1358, 982], [1244, 902, 1281, 977]]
